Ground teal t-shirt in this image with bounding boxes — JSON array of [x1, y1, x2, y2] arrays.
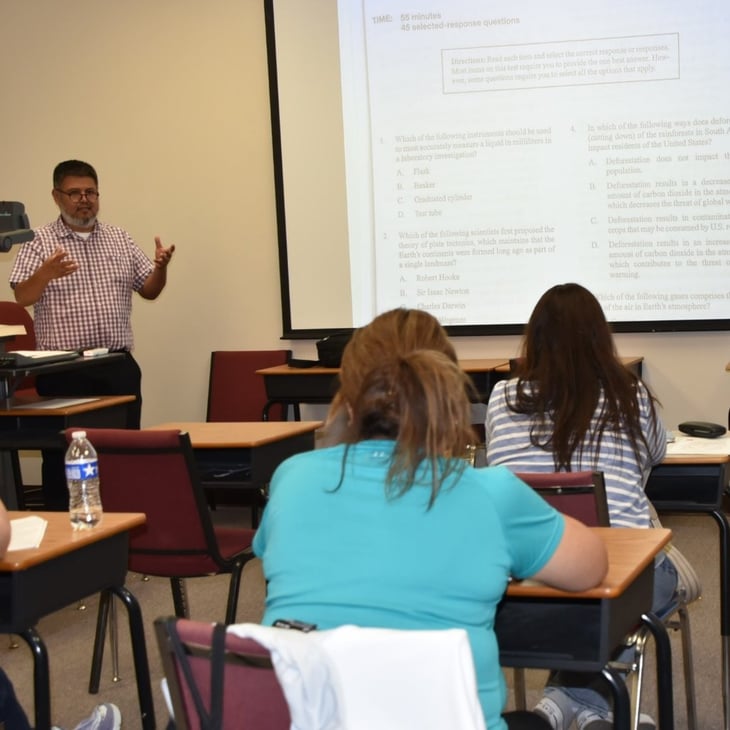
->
[[253, 440, 564, 730]]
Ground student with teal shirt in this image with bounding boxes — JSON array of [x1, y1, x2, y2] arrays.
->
[[253, 308, 607, 730]]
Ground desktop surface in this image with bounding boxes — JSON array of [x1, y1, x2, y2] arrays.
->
[[147, 420, 322, 447]]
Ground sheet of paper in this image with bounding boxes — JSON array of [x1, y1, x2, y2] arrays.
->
[[11, 350, 76, 359], [666, 431, 730, 456], [18, 397, 99, 410], [8, 516, 47, 551]]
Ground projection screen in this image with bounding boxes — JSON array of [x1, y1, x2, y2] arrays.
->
[[265, 0, 730, 337]]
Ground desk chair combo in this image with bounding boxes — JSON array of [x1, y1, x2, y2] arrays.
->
[[514, 470, 697, 730], [63, 427, 257, 693], [202, 349, 291, 523]]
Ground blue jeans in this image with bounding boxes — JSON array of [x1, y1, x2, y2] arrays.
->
[[544, 553, 678, 718], [0, 667, 32, 730]]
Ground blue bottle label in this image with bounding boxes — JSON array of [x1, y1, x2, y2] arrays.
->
[[65, 459, 99, 481]]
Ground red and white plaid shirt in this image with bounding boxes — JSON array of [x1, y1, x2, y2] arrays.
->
[[9, 217, 154, 351]]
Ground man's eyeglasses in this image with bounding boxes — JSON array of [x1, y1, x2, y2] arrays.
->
[[54, 188, 100, 203]]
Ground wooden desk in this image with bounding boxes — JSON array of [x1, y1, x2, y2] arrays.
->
[[147, 420, 321, 496], [646, 434, 730, 729], [257, 358, 510, 419], [0, 512, 153, 730], [0, 394, 135, 509], [459, 358, 512, 400], [499, 527, 673, 730], [493, 356, 644, 377]]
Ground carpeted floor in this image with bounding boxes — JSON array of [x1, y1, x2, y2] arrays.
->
[[0, 505, 724, 729]]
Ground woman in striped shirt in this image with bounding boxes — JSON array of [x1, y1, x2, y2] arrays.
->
[[485, 283, 677, 730]]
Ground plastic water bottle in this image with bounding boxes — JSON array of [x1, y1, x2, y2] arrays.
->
[[65, 430, 103, 530]]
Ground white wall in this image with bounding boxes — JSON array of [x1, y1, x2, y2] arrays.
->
[[1, 0, 728, 433]]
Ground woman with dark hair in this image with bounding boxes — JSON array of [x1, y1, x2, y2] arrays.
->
[[254, 308, 607, 730], [485, 283, 677, 730]]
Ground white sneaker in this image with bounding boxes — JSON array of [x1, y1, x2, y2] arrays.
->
[[534, 695, 575, 730], [576, 708, 655, 730], [576, 708, 611, 730], [72, 703, 122, 730]]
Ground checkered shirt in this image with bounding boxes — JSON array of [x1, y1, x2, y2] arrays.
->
[[9, 217, 154, 350]]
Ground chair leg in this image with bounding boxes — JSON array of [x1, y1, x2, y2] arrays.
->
[[251, 488, 267, 529], [605, 602, 699, 730], [109, 585, 155, 730], [89, 589, 112, 693], [661, 603, 698, 730], [254, 482, 274, 528], [224, 562, 246, 625], [110, 598, 121, 682], [170, 577, 190, 618], [608, 627, 649, 730], [512, 668, 527, 710], [629, 630, 649, 730], [677, 605, 697, 730]]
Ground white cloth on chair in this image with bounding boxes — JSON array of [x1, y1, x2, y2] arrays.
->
[[227, 623, 486, 730], [227, 623, 341, 729]]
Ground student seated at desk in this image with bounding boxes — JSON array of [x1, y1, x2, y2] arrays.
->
[[253, 309, 608, 730], [485, 283, 680, 730], [0, 500, 121, 730]]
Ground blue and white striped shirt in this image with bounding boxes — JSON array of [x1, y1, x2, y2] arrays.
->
[[485, 379, 667, 528]]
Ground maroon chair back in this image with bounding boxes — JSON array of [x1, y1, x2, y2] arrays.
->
[[0, 300, 36, 351], [66, 429, 254, 693], [68, 428, 239, 577], [515, 470, 610, 527], [155, 617, 291, 730], [206, 350, 291, 422]]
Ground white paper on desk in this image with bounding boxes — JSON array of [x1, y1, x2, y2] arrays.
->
[[666, 431, 730, 456], [8, 516, 47, 551], [18, 397, 98, 409], [11, 350, 76, 359]]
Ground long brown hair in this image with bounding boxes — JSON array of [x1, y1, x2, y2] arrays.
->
[[337, 309, 474, 506], [322, 308, 460, 445], [508, 283, 660, 469]]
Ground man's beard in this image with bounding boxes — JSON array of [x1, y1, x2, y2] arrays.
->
[[61, 210, 97, 229]]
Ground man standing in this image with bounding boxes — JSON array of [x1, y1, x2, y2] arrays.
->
[[9, 159, 175, 507]]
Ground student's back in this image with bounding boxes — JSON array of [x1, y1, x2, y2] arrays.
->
[[256, 441, 565, 729], [254, 308, 607, 730]]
